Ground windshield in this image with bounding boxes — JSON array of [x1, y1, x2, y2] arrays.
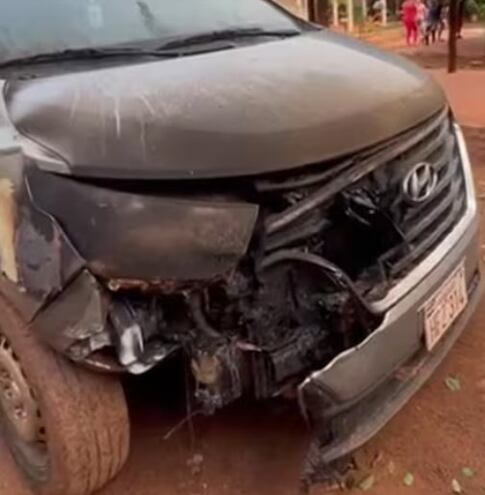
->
[[0, 0, 300, 62]]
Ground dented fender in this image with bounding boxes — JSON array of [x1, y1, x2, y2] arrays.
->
[[25, 166, 259, 283], [0, 87, 258, 364], [0, 82, 84, 318]]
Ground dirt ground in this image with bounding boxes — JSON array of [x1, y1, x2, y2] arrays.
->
[[2, 34, 485, 495], [361, 23, 485, 70]]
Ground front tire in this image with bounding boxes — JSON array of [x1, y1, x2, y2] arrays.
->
[[0, 296, 130, 495]]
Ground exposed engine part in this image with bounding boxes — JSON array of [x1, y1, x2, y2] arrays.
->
[[109, 300, 179, 374], [188, 293, 224, 341], [179, 237, 383, 412], [110, 302, 144, 365], [191, 345, 245, 413], [260, 250, 379, 315]]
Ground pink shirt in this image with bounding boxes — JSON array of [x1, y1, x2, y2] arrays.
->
[[417, 3, 427, 21], [403, 1, 418, 23]]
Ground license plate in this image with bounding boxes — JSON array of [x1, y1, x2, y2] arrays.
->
[[423, 262, 468, 351]]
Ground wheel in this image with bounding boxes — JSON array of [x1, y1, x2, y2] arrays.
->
[[0, 295, 130, 495]]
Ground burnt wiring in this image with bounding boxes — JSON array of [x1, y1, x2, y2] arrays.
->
[[260, 249, 381, 316], [188, 292, 224, 341]]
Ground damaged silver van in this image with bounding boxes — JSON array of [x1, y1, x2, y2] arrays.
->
[[0, 1, 481, 494]]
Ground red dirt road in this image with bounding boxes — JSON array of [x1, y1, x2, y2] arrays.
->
[[431, 70, 485, 128], [2, 82, 485, 495]]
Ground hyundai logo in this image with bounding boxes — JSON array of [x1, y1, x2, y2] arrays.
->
[[402, 162, 438, 204]]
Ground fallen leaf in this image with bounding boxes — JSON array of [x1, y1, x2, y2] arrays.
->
[[403, 472, 414, 487], [358, 474, 375, 491], [445, 375, 461, 392], [388, 460, 396, 475], [187, 453, 204, 476], [452, 478, 462, 493], [371, 451, 384, 468], [462, 467, 475, 478]]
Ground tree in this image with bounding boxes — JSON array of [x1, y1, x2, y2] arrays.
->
[[448, 0, 458, 72], [307, 0, 332, 25]]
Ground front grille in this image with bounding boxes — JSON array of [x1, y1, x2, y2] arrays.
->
[[257, 108, 468, 299]]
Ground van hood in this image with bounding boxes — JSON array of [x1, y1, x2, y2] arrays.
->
[[4, 31, 446, 179]]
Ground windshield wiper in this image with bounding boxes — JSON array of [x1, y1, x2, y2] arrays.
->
[[0, 47, 181, 69], [159, 27, 301, 50]]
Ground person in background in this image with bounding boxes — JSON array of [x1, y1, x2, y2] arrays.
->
[[417, 0, 429, 43], [436, 0, 446, 41], [402, 0, 419, 45], [372, 0, 383, 21], [426, 0, 445, 43], [457, 0, 466, 38], [440, 4, 448, 40]]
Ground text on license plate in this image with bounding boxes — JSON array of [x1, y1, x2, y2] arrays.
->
[[423, 261, 468, 351]]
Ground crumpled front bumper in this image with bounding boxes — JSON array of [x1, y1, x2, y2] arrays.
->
[[298, 124, 482, 466]]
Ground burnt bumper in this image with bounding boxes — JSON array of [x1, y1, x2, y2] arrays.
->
[[298, 202, 482, 467]]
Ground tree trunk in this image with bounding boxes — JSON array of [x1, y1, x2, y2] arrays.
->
[[307, 0, 331, 25], [347, 0, 355, 31], [448, 0, 458, 73], [333, 0, 340, 26], [308, 0, 317, 21], [361, 0, 368, 22], [381, 0, 388, 25]]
